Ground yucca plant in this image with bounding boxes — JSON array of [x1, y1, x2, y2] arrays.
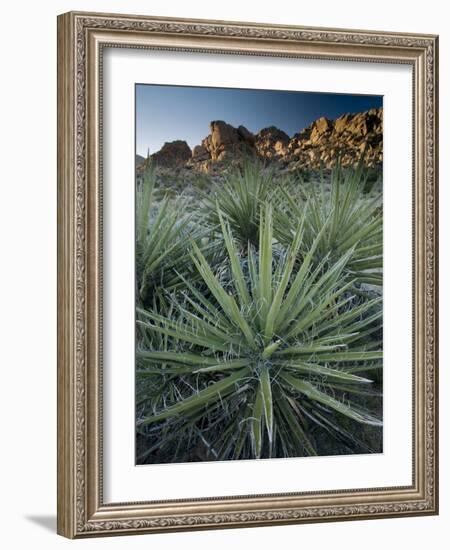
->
[[274, 158, 383, 287], [136, 205, 382, 462], [136, 162, 212, 306], [200, 158, 285, 246]]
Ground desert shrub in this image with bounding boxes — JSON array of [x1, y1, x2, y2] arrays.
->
[[136, 205, 382, 462], [200, 158, 287, 246], [136, 163, 213, 307], [274, 159, 382, 287]]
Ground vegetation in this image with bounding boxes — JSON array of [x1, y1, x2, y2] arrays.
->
[[136, 158, 383, 464]]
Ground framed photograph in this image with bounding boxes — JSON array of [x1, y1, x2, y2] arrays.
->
[[57, 11, 439, 538]]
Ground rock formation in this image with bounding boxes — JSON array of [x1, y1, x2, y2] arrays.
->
[[139, 107, 383, 176], [255, 126, 290, 160], [150, 140, 192, 167], [192, 121, 255, 168]]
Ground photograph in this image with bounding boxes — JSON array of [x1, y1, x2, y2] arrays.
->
[[134, 84, 384, 465]]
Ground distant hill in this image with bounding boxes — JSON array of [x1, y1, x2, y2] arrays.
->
[[136, 154, 146, 167]]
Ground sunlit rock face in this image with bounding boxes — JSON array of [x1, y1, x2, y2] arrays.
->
[[139, 107, 383, 177]]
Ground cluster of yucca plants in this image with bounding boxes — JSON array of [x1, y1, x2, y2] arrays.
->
[[135, 163, 218, 308], [274, 156, 382, 287], [136, 157, 383, 464]]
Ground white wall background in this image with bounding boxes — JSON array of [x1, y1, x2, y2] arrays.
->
[[0, 0, 447, 547]]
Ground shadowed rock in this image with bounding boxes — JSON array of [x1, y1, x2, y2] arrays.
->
[[151, 140, 192, 166]]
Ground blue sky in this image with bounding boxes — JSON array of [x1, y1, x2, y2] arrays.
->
[[136, 84, 382, 157]]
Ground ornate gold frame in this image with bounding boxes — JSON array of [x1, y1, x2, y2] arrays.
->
[[57, 11, 439, 538]]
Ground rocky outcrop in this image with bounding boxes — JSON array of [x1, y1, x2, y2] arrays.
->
[[255, 127, 290, 160], [189, 121, 256, 172], [192, 144, 210, 162], [310, 117, 333, 144], [141, 107, 383, 175], [288, 108, 382, 169], [150, 140, 192, 167], [199, 121, 255, 163]]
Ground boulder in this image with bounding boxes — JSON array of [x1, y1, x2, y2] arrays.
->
[[255, 126, 290, 159], [310, 117, 333, 143], [192, 144, 210, 162], [334, 113, 354, 134]]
